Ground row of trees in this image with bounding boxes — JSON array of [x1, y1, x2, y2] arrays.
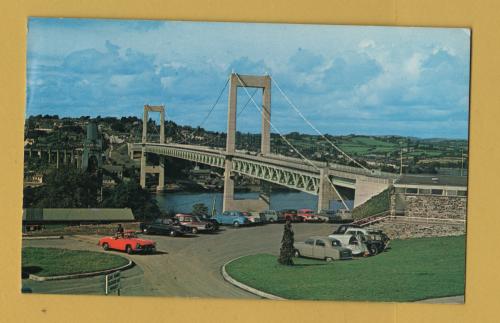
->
[[23, 167, 161, 220]]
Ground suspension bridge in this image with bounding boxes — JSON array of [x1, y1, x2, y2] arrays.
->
[[128, 73, 401, 212]]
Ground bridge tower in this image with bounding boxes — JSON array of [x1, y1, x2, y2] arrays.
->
[[140, 105, 165, 191], [223, 73, 272, 212]]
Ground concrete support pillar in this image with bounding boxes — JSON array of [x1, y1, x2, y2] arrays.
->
[[140, 104, 166, 190], [222, 158, 235, 212], [318, 168, 339, 212], [56, 150, 60, 169], [223, 73, 272, 212], [63, 150, 67, 164], [226, 74, 238, 154], [261, 76, 271, 155], [76, 153, 81, 168], [140, 107, 149, 189], [157, 156, 165, 191], [29, 149, 32, 158], [48, 149, 51, 164]]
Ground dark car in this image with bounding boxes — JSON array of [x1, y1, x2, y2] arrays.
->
[[278, 209, 303, 222], [197, 214, 220, 231], [140, 218, 190, 237]]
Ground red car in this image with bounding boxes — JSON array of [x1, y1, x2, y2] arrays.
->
[[175, 214, 215, 234], [98, 230, 156, 254], [297, 209, 323, 222]]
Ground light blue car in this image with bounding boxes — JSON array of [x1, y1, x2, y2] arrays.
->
[[214, 211, 250, 227]]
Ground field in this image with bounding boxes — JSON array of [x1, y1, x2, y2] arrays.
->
[[225, 235, 465, 302], [22, 247, 129, 277]]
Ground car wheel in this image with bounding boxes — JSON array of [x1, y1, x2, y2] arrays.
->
[[325, 257, 334, 262], [169, 230, 177, 237], [293, 250, 300, 258], [191, 227, 198, 234], [369, 244, 379, 256], [102, 243, 109, 251], [233, 221, 240, 228], [126, 245, 133, 254]]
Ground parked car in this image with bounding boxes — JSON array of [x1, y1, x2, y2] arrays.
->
[[278, 209, 303, 222], [293, 236, 352, 261], [332, 224, 362, 234], [317, 209, 335, 222], [98, 230, 156, 254], [327, 234, 369, 256], [213, 210, 250, 227], [297, 209, 324, 222], [336, 209, 353, 221], [140, 218, 190, 237], [242, 211, 265, 225], [330, 227, 390, 255], [197, 214, 220, 230], [175, 214, 216, 234], [259, 210, 279, 223]]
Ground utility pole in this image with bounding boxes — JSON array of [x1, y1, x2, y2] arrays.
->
[[400, 146, 403, 175], [461, 147, 464, 176]]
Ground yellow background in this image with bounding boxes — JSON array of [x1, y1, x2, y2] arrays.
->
[[1, 0, 498, 322]]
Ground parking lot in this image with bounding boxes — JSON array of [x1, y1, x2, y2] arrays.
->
[[23, 222, 337, 298]]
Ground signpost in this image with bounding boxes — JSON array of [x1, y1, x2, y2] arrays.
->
[[105, 271, 121, 296]]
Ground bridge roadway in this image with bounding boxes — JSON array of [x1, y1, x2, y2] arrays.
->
[[129, 142, 397, 203]]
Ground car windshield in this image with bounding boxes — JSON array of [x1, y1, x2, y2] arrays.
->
[[124, 233, 137, 238], [192, 216, 202, 222]]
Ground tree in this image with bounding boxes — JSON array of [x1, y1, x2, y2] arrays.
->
[[192, 203, 208, 216], [23, 167, 100, 208], [101, 180, 160, 221], [278, 220, 295, 266]]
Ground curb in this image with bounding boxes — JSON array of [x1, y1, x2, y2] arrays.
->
[[23, 235, 64, 240], [29, 259, 134, 281], [221, 256, 286, 300]]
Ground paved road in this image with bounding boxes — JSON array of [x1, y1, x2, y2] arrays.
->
[[23, 223, 336, 298]]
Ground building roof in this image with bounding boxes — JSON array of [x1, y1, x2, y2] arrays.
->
[[23, 208, 135, 222], [395, 175, 467, 187]]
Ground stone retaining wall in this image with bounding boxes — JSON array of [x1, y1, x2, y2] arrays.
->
[[370, 220, 465, 240], [390, 193, 466, 219]]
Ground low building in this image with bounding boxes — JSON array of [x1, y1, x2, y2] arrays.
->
[[23, 208, 135, 227], [390, 175, 467, 219]]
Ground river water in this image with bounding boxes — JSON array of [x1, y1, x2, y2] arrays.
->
[[156, 191, 354, 214]]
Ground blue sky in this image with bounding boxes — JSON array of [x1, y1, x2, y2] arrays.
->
[[27, 18, 471, 138]]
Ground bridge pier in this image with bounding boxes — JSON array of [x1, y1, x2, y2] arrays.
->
[[140, 105, 166, 191], [222, 73, 272, 212], [318, 168, 340, 212]]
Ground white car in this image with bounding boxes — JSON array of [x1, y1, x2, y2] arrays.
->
[[243, 212, 265, 224], [328, 233, 368, 256]]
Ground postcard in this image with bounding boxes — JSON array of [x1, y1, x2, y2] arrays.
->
[[22, 18, 469, 303]]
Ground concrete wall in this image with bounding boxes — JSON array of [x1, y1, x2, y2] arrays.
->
[[354, 178, 390, 208], [390, 193, 467, 219]]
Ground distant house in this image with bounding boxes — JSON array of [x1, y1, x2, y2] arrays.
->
[[22, 208, 135, 226]]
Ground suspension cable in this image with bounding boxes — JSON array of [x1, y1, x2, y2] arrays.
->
[[175, 77, 230, 144], [195, 88, 259, 148], [271, 76, 369, 171], [235, 73, 350, 210]]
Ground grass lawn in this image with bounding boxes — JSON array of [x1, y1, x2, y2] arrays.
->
[[225, 235, 465, 302], [22, 247, 129, 277]]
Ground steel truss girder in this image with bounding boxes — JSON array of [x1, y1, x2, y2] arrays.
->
[[144, 146, 225, 169], [232, 157, 320, 194]]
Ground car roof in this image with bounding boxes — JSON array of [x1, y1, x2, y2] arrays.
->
[[307, 236, 334, 240]]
